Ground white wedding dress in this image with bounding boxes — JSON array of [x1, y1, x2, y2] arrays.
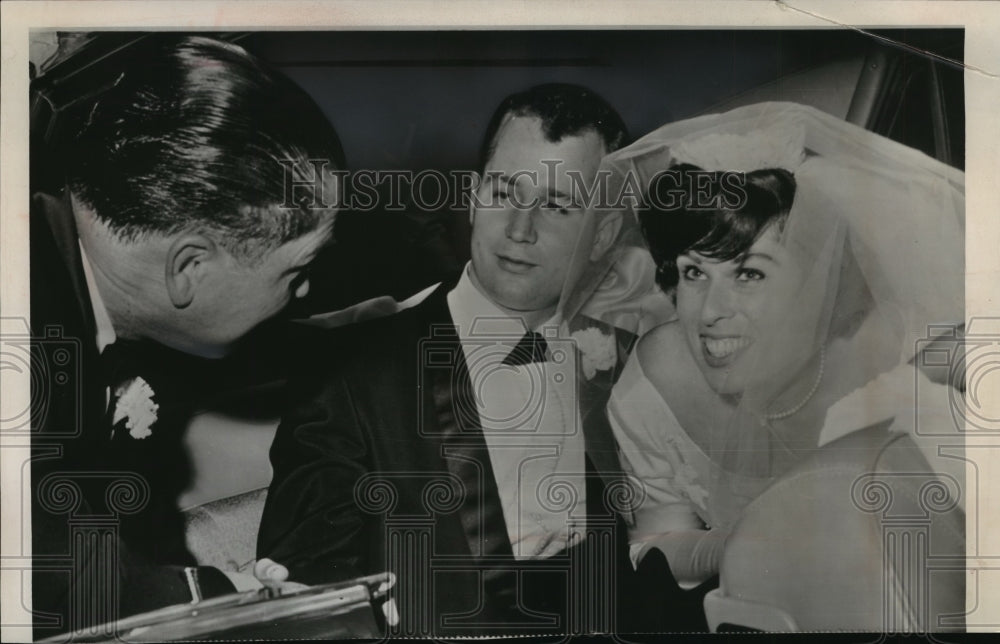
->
[[608, 347, 966, 589], [607, 350, 768, 587]]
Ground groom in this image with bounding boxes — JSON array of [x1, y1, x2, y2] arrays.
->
[[257, 83, 635, 636]]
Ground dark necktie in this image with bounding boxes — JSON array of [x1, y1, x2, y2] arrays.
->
[[501, 331, 549, 366]]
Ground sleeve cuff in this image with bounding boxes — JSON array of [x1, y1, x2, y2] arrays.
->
[[185, 565, 235, 601]]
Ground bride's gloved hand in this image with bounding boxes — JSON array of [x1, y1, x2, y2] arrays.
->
[[637, 527, 729, 589]]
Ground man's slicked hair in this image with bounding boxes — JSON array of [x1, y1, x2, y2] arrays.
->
[[478, 82, 629, 172], [66, 35, 345, 263]]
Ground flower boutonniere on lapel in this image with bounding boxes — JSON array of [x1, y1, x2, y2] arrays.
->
[[112, 376, 159, 439], [570, 327, 617, 380]]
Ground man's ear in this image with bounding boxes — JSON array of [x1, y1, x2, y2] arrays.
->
[[165, 233, 217, 309], [590, 211, 623, 261]]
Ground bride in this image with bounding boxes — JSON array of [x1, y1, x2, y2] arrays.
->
[[562, 102, 966, 628]]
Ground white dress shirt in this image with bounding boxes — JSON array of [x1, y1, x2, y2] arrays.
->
[[79, 242, 117, 412], [447, 264, 586, 559], [79, 242, 117, 354]]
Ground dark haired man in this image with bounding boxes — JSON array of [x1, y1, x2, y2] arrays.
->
[[258, 83, 638, 636], [30, 35, 342, 638]]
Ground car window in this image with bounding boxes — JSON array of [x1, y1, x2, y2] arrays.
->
[[881, 59, 939, 162]]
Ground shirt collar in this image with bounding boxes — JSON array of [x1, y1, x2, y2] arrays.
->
[[78, 241, 117, 353], [447, 263, 561, 341]]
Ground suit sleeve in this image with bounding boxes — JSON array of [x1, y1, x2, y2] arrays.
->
[[256, 358, 371, 586], [31, 452, 235, 639]]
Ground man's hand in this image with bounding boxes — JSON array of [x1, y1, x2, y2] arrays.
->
[[222, 558, 309, 595], [254, 557, 309, 593]]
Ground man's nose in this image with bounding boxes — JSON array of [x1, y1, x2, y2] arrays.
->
[[701, 280, 736, 325], [505, 206, 537, 243]]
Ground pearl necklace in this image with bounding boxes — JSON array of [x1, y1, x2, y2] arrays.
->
[[763, 346, 826, 422]]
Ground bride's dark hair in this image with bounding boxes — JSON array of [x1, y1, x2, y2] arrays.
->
[[638, 164, 796, 292]]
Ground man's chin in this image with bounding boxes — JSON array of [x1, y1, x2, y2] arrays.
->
[[494, 293, 562, 322], [160, 335, 232, 360], [490, 287, 543, 311]]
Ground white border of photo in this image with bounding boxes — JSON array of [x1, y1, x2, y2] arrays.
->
[[2, 1, 998, 638]]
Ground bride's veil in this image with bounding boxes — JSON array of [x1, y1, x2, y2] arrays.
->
[[558, 102, 965, 530]]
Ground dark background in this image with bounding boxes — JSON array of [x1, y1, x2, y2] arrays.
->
[[235, 29, 965, 312]]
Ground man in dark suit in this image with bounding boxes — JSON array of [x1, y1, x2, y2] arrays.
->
[[29, 35, 343, 639], [258, 84, 640, 636]]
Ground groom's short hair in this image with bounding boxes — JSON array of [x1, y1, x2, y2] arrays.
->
[[65, 35, 344, 263], [478, 82, 629, 172]]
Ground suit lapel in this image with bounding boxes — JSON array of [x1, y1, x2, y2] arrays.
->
[[33, 191, 97, 341], [413, 281, 514, 561]]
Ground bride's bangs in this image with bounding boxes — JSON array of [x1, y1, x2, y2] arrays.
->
[[638, 166, 795, 291], [639, 203, 778, 292], [694, 168, 796, 259], [690, 208, 772, 263]]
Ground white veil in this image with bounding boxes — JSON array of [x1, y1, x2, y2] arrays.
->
[[559, 102, 965, 529]]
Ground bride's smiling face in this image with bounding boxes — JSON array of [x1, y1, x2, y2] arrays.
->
[[675, 224, 814, 397]]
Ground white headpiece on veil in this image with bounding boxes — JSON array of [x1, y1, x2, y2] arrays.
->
[[558, 101, 964, 527]]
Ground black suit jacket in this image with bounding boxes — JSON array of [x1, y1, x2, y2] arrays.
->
[[29, 192, 234, 639], [258, 275, 638, 636]]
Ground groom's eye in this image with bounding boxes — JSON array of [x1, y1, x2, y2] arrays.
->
[[541, 201, 571, 216], [491, 185, 511, 202]]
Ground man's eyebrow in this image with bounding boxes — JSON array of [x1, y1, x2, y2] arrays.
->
[[485, 173, 579, 206], [487, 173, 519, 188], [545, 187, 576, 205]]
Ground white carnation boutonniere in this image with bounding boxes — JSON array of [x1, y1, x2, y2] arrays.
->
[[112, 376, 159, 439], [570, 327, 617, 380]]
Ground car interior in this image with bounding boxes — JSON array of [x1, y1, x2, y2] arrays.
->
[[30, 27, 965, 630]]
